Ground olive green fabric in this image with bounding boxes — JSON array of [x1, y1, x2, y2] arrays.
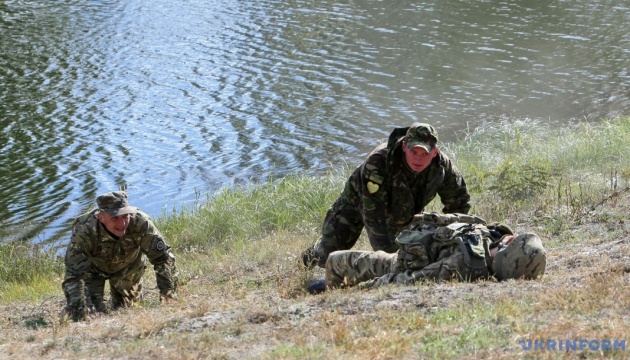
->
[[404, 123, 439, 152], [96, 190, 138, 216]]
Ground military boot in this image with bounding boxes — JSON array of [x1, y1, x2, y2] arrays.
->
[[307, 279, 327, 295]]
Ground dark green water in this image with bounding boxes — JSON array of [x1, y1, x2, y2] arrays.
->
[[1, 0, 629, 248]]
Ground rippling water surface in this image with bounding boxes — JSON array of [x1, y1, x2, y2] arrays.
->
[[1, 0, 629, 247]]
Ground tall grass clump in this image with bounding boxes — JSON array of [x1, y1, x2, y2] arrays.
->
[[0, 242, 63, 284], [445, 116, 630, 221], [0, 242, 64, 301], [157, 169, 348, 252]]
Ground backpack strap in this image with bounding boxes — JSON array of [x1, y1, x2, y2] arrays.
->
[[410, 212, 487, 227], [451, 224, 491, 280]]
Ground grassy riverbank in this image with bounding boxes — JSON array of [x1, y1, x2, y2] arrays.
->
[[1, 117, 629, 359]]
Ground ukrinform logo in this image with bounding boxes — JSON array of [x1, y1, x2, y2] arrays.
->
[[519, 339, 626, 351]]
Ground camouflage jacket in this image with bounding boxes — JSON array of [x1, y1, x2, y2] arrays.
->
[[63, 209, 178, 296], [369, 221, 503, 287], [341, 126, 470, 241]]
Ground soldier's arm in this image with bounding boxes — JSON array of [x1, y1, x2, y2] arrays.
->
[[61, 232, 93, 320], [138, 216, 179, 300], [359, 157, 391, 240], [438, 157, 471, 214]]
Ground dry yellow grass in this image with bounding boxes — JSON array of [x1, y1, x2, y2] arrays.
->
[[1, 193, 629, 359]]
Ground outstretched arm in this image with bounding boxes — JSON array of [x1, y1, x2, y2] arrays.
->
[[61, 233, 93, 320], [438, 159, 471, 214], [138, 216, 179, 301]]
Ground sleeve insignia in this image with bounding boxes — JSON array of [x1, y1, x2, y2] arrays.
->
[[151, 235, 167, 252]]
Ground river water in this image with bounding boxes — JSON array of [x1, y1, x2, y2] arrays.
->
[[1, 0, 629, 248]]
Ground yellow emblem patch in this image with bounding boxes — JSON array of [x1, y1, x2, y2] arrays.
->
[[367, 181, 380, 194]]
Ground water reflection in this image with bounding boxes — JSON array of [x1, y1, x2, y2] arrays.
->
[[0, 0, 628, 248]]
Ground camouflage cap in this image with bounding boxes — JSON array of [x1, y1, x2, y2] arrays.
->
[[405, 123, 438, 152], [96, 191, 137, 216], [493, 232, 547, 281]]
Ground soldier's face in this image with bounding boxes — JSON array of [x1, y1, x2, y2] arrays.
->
[[490, 235, 517, 258], [402, 142, 437, 172], [98, 212, 131, 237]]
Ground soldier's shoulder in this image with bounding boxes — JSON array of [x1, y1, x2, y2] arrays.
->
[[132, 209, 152, 221], [128, 209, 158, 233], [436, 151, 453, 163], [367, 142, 388, 158], [433, 151, 462, 172], [72, 210, 99, 231], [365, 143, 389, 167]]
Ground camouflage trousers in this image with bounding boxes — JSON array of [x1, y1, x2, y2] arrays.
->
[[325, 248, 472, 289], [313, 197, 397, 267], [325, 250, 398, 288], [63, 253, 147, 314]]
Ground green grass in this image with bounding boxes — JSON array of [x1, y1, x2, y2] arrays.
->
[[0, 242, 63, 292], [158, 171, 343, 253]]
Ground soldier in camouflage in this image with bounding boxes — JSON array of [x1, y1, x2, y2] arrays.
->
[[307, 212, 547, 294], [61, 191, 178, 321], [302, 123, 471, 269]]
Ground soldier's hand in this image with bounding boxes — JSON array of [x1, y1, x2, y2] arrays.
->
[[301, 245, 320, 270], [357, 279, 377, 290], [160, 290, 178, 304], [89, 311, 107, 319], [60, 305, 89, 322]]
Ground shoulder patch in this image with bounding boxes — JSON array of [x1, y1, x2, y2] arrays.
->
[[151, 235, 167, 252], [367, 181, 380, 194]]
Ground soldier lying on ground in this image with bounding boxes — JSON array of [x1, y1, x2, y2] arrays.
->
[[61, 191, 178, 321], [307, 212, 547, 294], [302, 123, 471, 269]]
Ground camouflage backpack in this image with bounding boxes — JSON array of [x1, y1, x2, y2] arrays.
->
[[395, 212, 511, 281]]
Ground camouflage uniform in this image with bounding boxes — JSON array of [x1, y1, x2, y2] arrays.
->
[[62, 191, 178, 320], [325, 217, 546, 289], [310, 124, 470, 267]]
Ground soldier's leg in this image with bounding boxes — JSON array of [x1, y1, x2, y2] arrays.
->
[[109, 254, 147, 308], [308, 198, 364, 267], [360, 207, 398, 253], [325, 250, 398, 288], [365, 231, 399, 253]]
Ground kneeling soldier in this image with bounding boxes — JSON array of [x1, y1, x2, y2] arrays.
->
[[62, 191, 178, 320]]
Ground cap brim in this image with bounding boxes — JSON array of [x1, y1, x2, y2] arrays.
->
[[406, 140, 434, 152], [102, 206, 137, 216]]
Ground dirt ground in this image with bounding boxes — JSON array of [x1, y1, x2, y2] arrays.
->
[[1, 195, 629, 359]]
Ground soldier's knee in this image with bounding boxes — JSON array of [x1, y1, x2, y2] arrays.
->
[[370, 238, 398, 253]]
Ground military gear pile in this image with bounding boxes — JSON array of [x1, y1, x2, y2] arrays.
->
[[396, 212, 494, 282]]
